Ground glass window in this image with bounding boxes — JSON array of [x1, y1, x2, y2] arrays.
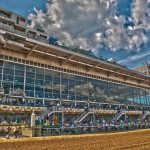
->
[[13, 84, 23, 96], [14, 76, 24, 83], [76, 81, 81, 85], [53, 77, 60, 83], [3, 74, 14, 81], [26, 66, 35, 72], [52, 71, 60, 77], [45, 92, 52, 98], [61, 78, 68, 84], [0, 67, 2, 74], [61, 72, 68, 78], [15, 64, 25, 70], [44, 70, 52, 76], [35, 91, 44, 98], [45, 75, 52, 81], [69, 79, 75, 85], [15, 70, 24, 76], [25, 85, 34, 91], [0, 74, 2, 81], [20, 17, 26, 22], [53, 82, 60, 90], [26, 72, 35, 78], [26, 78, 34, 85], [76, 76, 82, 81], [3, 68, 14, 75], [4, 62, 14, 69], [45, 87, 52, 93], [36, 74, 44, 79], [25, 90, 34, 97], [35, 85, 43, 92], [36, 68, 44, 74], [68, 74, 75, 79], [53, 93, 60, 99], [62, 94, 69, 99], [76, 95, 83, 101], [35, 79, 44, 85]]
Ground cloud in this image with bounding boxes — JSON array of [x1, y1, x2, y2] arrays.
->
[[118, 50, 150, 64], [28, 0, 150, 52], [132, 0, 149, 25]]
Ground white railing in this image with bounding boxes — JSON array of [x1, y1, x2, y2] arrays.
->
[[7, 39, 24, 47], [142, 111, 149, 120], [14, 29, 26, 37], [75, 109, 93, 123], [114, 110, 125, 121]]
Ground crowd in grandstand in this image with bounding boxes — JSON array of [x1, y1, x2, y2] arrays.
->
[[41, 115, 150, 127], [0, 96, 150, 137], [0, 119, 29, 126]]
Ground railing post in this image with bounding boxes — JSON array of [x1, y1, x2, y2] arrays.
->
[[93, 108, 96, 124], [62, 106, 64, 126], [42, 99, 45, 106], [124, 111, 126, 122]]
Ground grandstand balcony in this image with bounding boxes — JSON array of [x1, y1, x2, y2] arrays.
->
[[0, 104, 45, 114], [0, 22, 14, 32]]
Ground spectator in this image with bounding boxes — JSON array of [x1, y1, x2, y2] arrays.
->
[[13, 126, 19, 139], [5, 126, 11, 139]]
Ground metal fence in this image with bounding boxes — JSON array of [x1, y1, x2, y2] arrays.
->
[[38, 124, 150, 137]]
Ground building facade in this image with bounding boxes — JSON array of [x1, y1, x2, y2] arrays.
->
[[133, 64, 150, 76], [0, 56, 150, 106]]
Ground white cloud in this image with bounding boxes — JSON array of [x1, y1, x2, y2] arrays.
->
[[132, 0, 148, 24], [28, 0, 150, 52], [118, 50, 150, 64]]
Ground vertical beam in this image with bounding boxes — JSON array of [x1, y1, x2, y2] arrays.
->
[[106, 71, 111, 77], [1, 59, 4, 88], [23, 64, 26, 97], [60, 72, 62, 100], [137, 80, 142, 84], [123, 76, 127, 81]]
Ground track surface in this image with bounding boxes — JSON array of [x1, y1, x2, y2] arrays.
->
[[0, 129, 150, 150]]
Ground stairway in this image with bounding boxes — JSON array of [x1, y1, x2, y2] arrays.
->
[[48, 110, 62, 116], [142, 111, 149, 120], [40, 108, 52, 119], [114, 110, 125, 121], [74, 109, 93, 123]]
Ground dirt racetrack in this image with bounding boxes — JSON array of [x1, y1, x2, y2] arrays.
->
[[0, 129, 150, 150]]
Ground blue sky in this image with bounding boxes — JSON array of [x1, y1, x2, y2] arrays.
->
[[0, 0, 47, 17], [0, 0, 150, 68]]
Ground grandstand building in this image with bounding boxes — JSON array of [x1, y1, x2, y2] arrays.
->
[[132, 63, 150, 76], [0, 8, 150, 123]]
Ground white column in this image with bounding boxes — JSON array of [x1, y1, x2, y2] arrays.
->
[[31, 112, 35, 127]]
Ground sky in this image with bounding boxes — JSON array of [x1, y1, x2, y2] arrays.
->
[[0, 0, 150, 68]]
